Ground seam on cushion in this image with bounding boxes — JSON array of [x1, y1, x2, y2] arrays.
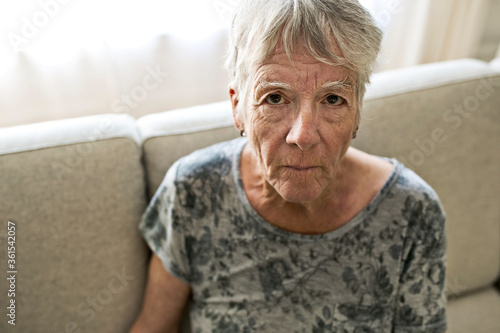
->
[[138, 117, 234, 140], [141, 121, 234, 138], [0, 137, 142, 157], [0, 126, 143, 155], [141, 124, 236, 147], [136, 101, 233, 139], [365, 73, 500, 101]]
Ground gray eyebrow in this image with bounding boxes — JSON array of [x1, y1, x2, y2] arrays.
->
[[320, 79, 354, 91], [257, 81, 294, 91]]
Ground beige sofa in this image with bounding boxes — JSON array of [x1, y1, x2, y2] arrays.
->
[[1, 58, 499, 332]]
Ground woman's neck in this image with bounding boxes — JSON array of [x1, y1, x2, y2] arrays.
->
[[240, 145, 394, 234]]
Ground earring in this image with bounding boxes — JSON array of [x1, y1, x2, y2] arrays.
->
[[352, 126, 359, 139], [240, 129, 246, 137]]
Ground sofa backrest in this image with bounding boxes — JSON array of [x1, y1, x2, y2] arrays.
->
[[138, 58, 500, 308], [138, 101, 239, 198], [0, 114, 150, 332], [356, 59, 500, 300]]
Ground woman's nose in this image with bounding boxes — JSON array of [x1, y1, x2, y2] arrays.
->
[[285, 107, 320, 150]]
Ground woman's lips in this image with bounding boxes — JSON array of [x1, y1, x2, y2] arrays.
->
[[284, 165, 319, 172]]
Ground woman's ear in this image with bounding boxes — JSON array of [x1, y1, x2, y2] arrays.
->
[[229, 86, 239, 111], [229, 85, 242, 130], [354, 103, 361, 131]]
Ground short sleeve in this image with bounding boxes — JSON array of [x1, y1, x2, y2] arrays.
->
[[139, 161, 192, 284], [393, 191, 447, 333]]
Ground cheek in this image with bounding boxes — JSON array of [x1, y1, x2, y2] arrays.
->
[[247, 106, 281, 136], [325, 125, 353, 156], [246, 109, 288, 163], [322, 107, 358, 137]]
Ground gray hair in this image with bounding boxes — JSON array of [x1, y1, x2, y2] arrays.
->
[[226, 0, 382, 112]]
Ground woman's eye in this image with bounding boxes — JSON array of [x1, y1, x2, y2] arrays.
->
[[265, 94, 284, 105], [325, 94, 344, 106]]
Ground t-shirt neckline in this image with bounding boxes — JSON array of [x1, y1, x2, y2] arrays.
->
[[231, 137, 403, 241]]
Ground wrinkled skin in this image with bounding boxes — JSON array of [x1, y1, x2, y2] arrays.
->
[[232, 49, 359, 200], [230, 46, 392, 234]]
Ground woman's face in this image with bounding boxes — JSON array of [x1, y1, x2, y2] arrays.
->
[[232, 50, 359, 204]]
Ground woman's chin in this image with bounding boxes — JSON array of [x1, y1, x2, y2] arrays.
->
[[275, 184, 324, 203]]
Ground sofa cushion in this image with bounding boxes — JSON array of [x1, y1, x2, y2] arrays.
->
[[447, 287, 500, 333], [0, 114, 150, 332], [354, 60, 500, 298], [138, 101, 239, 197], [365, 58, 495, 101]]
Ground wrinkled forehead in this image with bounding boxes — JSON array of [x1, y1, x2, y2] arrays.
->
[[255, 56, 354, 85], [270, 34, 346, 60], [248, 36, 352, 78], [249, 44, 356, 90]]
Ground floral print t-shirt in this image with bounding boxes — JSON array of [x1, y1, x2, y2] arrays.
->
[[139, 138, 447, 333]]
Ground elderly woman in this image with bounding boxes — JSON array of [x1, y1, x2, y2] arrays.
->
[[131, 0, 447, 332]]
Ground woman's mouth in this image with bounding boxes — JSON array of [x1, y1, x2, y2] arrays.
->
[[284, 165, 319, 172]]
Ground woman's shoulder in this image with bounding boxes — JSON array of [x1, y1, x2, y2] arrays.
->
[[359, 151, 447, 227], [392, 161, 442, 205], [151, 138, 245, 217], [348, 147, 441, 202], [343, 148, 395, 203], [346, 148, 445, 221]]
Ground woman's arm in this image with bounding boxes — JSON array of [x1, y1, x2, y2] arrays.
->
[[130, 254, 191, 333]]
